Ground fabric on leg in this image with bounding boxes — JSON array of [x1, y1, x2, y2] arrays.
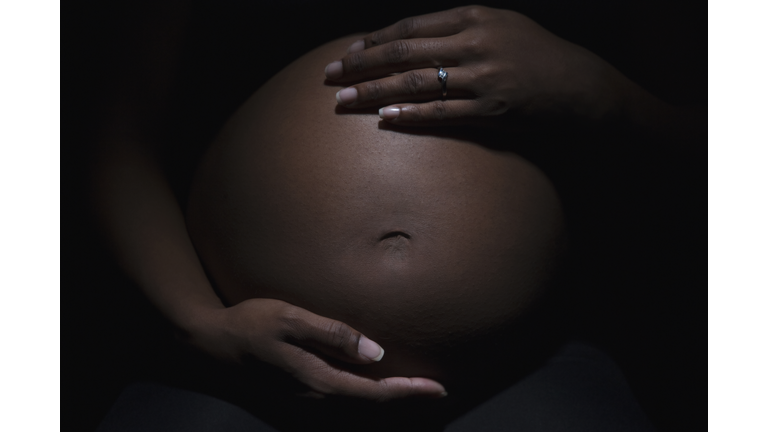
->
[[96, 382, 279, 432], [444, 340, 657, 432]]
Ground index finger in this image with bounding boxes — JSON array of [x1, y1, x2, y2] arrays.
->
[[281, 305, 384, 364], [357, 376, 447, 402], [350, 6, 476, 53], [298, 357, 448, 402]]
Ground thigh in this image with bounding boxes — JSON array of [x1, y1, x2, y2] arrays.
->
[[96, 382, 279, 432], [444, 340, 657, 432]]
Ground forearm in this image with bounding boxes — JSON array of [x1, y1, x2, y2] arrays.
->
[[91, 132, 223, 334], [543, 36, 705, 153], [612, 68, 706, 155]]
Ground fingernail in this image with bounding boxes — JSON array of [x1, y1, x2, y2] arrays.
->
[[347, 39, 365, 54], [378, 107, 400, 120], [336, 87, 358, 105], [358, 335, 384, 361], [325, 61, 343, 80]]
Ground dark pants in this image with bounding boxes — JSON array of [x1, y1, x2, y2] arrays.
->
[[96, 340, 656, 432]]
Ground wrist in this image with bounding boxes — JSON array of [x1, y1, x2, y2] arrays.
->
[[583, 57, 644, 123], [615, 75, 676, 133], [167, 295, 227, 344]]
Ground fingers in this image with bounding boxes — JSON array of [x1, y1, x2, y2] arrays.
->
[[334, 376, 448, 402], [326, 36, 464, 83], [281, 306, 385, 364], [353, 6, 483, 52], [292, 353, 447, 401], [335, 67, 475, 109], [327, 6, 490, 83], [277, 307, 448, 401], [378, 99, 486, 127]]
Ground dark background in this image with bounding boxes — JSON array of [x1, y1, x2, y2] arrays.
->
[[65, 0, 706, 431]]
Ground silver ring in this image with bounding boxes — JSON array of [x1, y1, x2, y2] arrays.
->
[[437, 67, 448, 99]]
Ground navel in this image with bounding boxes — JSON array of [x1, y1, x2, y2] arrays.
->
[[379, 230, 412, 260], [379, 231, 411, 241]]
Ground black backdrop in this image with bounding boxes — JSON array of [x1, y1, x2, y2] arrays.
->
[[65, 1, 706, 430]]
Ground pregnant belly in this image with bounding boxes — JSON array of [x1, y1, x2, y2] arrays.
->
[[186, 35, 564, 382]]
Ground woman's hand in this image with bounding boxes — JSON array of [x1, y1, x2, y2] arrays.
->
[[182, 298, 447, 401], [325, 5, 635, 126]]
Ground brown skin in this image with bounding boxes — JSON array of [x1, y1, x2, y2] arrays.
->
[[328, 5, 702, 146], [93, 141, 448, 402], [92, 13, 447, 402], [94, 4, 700, 406], [186, 35, 564, 389]]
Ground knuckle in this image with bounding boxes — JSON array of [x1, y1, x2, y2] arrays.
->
[[325, 320, 354, 351], [464, 66, 482, 89], [280, 347, 304, 374], [365, 80, 384, 101], [373, 381, 391, 403], [278, 306, 302, 334], [463, 36, 484, 57], [460, 5, 487, 23], [397, 18, 417, 40], [385, 40, 411, 64], [407, 105, 426, 122], [346, 52, 366, 74], [370, 31, 385, 47], [467, 64, 497, 94], [402, 71, 426, 95], [432, 101, 448, 122]]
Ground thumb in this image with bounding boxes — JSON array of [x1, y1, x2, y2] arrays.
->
[[283, 307, 385, 364]]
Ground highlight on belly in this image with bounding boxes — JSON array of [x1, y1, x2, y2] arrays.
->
[[186, 35, 566, 387]]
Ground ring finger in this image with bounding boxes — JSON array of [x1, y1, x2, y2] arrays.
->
[[325, 36, 463, 83], [335, 67, 473, 109]]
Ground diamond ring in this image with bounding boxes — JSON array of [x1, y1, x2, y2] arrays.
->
[[437, 67, 448, 99]]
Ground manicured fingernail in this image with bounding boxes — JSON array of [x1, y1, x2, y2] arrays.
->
[[336, 87, 358, 105], [347, 39, 365, 54], [325, 61, 343, 80], [378, 106, 400, 120], [358, 335, 384, 361]]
